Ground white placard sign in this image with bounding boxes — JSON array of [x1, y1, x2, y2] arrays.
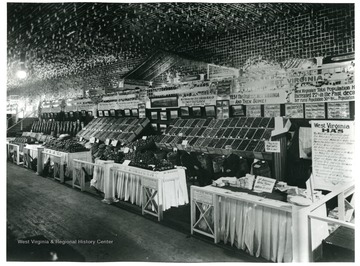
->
[[253, 176, 276, 193], [264, 141, 281, 153], [312, 120, 355, 190]]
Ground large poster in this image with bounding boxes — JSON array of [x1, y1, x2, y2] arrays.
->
[[312, 120, 355, 190]]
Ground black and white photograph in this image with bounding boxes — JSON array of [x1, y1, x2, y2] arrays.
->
[[4, 0, 356, 264]]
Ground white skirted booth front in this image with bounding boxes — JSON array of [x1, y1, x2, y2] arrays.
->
[[190, 185, 329, 263], [36, 147, 92, 181], [88, 162, 189, 221]]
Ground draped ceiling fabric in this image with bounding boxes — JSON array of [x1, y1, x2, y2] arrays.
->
[[7, 2, 329, 95]]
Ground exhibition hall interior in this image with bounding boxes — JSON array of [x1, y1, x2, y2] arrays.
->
[[6, 2, 355, 263]]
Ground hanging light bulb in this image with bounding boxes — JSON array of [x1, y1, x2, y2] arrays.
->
[[16, 52, 27, 79]]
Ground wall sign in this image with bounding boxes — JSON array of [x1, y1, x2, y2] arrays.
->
[[312, 120, 355, 190], [264, 104, 281, 117], [246, 105, 261, 117], [285, 103, 304, 118], [327, 102, 350, 119], [305, 103, 326, 119], [178, 94, 216, 107]]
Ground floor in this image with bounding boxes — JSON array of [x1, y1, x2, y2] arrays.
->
[[6, 162, 267, 262]]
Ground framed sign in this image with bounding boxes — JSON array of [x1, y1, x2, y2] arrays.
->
[[124, 109, 131, 116], [103, 110, 109, 117], [246, 105, 262, 117], [192, 106, 202, 117], [264, 104, 281, 117], [87, 111, 93, 116], [160, 111, 167, 121], [81, 110, 86, 117], [110, 109, 116, 116], [159, 124, 167, 133], [205, 105, 216, 117], [285, 103, 304, 118], [327, 102, 350, 119], [180, 106, 190, 117], [305, 103, 326, 119], [98, 110, 103, 117], [170, 109, 179, 119], [151, 111, 158, 120], [131, 109, 139, 117], [231, 105, 245, 116]]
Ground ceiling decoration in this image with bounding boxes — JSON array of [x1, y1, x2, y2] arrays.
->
[[7, 2, 327, 91]]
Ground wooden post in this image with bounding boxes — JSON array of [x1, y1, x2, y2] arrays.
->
[[36, 147, 44, 175]]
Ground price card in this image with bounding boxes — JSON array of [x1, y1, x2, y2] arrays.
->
[[265, 141, 280, 153], [253, 176, 276, 193], [124, 147, 130, 154], [182, 140, 188, 146], [142, 136, 147, 140], [105, 139, 110, 145], [79, 137, 83, 141], [122, 160, 131, 166], [96, 139, 100, 143], [90, 137, 96, 143], [111, 140, 118, 147]]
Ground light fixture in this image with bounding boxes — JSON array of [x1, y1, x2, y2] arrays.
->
[[16, 52, 27, 79]]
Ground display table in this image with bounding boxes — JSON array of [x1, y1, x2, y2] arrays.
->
[[6, 142, 21, 165], [190, 185, 328, 262], [22, 144, 43, 169], [89, 163, 189, 221], [37, 148, 92, 180]]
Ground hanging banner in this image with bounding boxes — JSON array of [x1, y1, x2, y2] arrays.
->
[[73, 98, 96, 111], [293, 84, 354, 103], [178, 94, 217, 107], [98, 101, 120, 111], [312, 120, 355, 190], [230, 89, 288, 105]]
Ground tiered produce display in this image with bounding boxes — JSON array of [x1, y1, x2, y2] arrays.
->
[[156, 117, 276, 160], [31, 120, 82, 136], [77, 117, 150, 143], [10, 136, 38, 144], [43, 138, 89, 153]]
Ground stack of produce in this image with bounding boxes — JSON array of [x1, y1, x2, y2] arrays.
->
[[90, 143, 124, 163], [43, 138, 88, 153], [31, 120, 82, 136]]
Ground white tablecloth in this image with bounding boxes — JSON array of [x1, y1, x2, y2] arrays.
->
[[110, 164, 189, 211], [218, 197, 293, 262]]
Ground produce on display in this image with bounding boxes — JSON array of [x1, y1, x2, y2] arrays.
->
[[155, 117, 277, 158], [43, 138, 89, 153], [31, 120, 82, 136], [77, 117, 150, 144]]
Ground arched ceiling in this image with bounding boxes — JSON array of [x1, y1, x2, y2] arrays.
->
[[7, 2, 327, 91]]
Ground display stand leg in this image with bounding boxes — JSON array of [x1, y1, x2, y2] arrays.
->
[[36, 147, 44, 176]]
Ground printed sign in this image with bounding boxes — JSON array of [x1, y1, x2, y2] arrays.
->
[[285, 103, 304, 118], [253, 176, 276, 193], [178, 94, 216, 107], [264, 104, 281, 117], [327, 102, 350, 119], [312, 120, 355, 190], [265, 141, 281, 153], [230, 89, 288, 105], [305, 103, 326, 119], [246, 105, 262, 117]]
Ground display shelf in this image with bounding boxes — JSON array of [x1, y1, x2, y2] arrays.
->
[[77, 117, 150, 144]]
